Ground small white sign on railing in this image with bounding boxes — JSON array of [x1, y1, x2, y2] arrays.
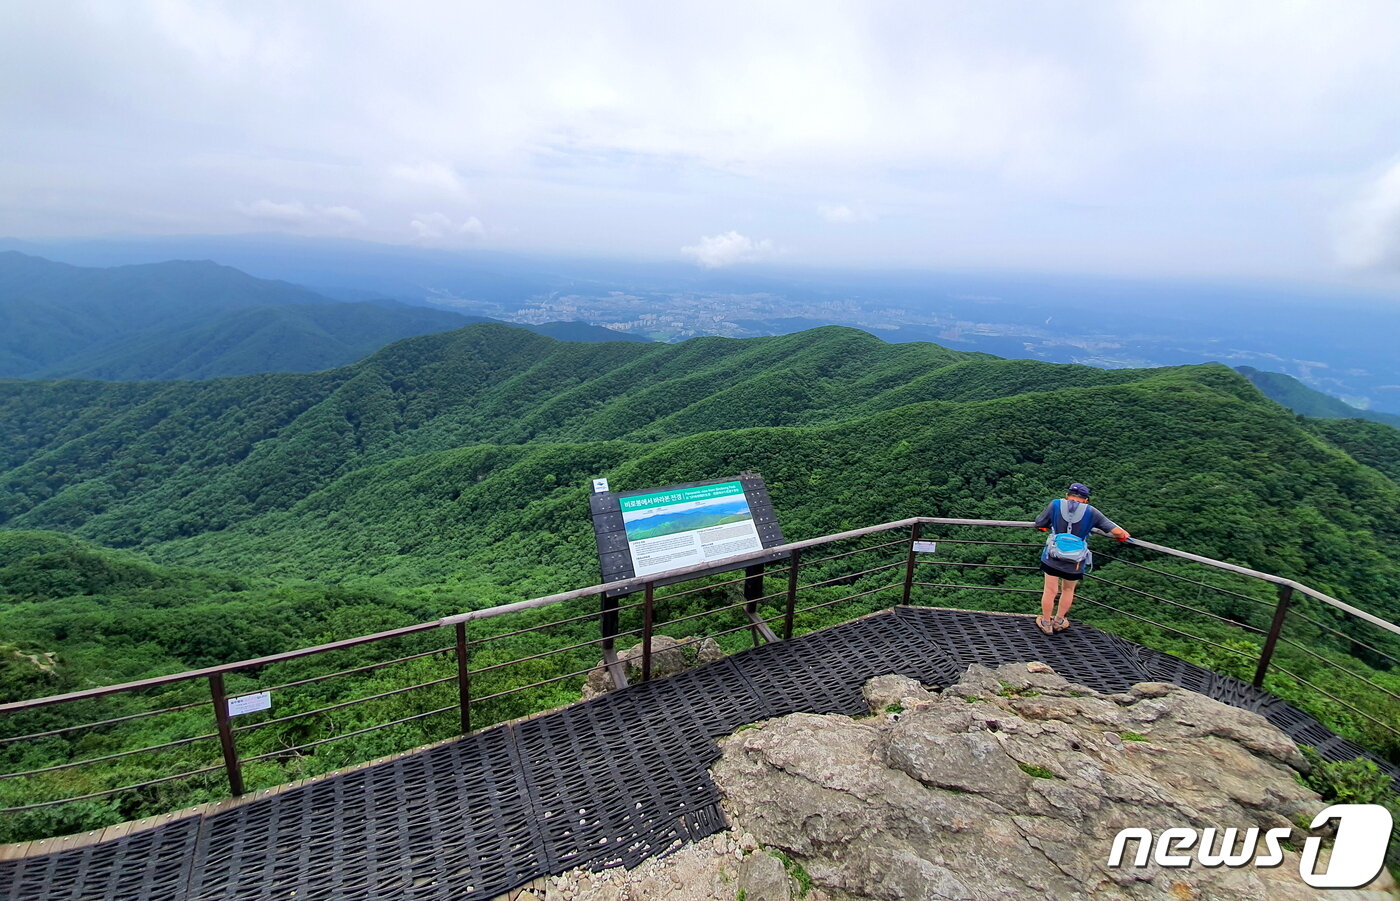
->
[[592, 477, 610, 494], [227, 691, 272, 717], [913, 540, 938, 554]]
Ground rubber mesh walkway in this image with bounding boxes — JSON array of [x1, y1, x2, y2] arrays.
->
[[4, 607, 1395, 901]]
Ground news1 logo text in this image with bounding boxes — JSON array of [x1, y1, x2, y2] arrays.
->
[[1107, 804, 1393, 889]]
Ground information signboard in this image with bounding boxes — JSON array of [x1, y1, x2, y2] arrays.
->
[[590, 472, 785, 593], [619, 480, 763, 578]]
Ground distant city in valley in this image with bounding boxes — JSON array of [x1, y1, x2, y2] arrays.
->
[[418, 263, 1400, 417]]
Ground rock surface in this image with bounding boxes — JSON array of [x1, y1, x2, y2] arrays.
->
[[519, 832, 826, 901], [713, 663, 1394, 901], [581, 635, 724, 699]]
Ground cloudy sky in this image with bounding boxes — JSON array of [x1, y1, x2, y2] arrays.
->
[[4, 1, 1400, 288]]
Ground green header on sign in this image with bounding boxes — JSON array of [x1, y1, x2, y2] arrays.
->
[[619, 480, 745, 512]]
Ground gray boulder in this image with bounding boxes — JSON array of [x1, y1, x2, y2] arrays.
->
[[711, 662, 1380, 900], [582, 635, 725, 699]]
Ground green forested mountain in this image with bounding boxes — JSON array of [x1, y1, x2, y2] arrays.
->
[[518, 320, 652, 344], [34, 302, 477, 380], [0, 252, 646, 381], [0, 324, 1394, 594], [1311, 419, 1400, 487], [0, 252, 329, 375], [3, 323, 1400, 840], [1, 319, 1396, 622], [1236, 365, 1400, 429]]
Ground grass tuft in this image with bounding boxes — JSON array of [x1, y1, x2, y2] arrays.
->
[[1018, 762, 1061, 779]]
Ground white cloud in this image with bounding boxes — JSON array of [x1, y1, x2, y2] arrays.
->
[[681, 231, 775, 268], [1335, 159, 1400, 269], [389, 161, 467, 195], [235, 199, 366, 228], [410, 212, 487, 242], [819, 203, 875, 224], [321, 205, 368, 226], [7, 2, 1400, 279]]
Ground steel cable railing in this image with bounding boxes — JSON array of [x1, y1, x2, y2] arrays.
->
[[2, 516, 1397, 844]]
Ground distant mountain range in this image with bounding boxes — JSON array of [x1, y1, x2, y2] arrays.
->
[[1235, 366, 1400, 429], [0, 251, 646, 381], [7, 233, 1399, 415]]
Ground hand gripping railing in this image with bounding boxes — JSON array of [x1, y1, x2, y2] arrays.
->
[[2, 516, 1397, 841]]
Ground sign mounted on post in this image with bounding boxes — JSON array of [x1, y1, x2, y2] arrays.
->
[[590, 472, 785, 593], [226, 691, 272, 717]]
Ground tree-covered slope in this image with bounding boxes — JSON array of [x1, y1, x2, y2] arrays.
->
[[5, 324, 1397, 597], [1236, 365, 1400, 428], [0, 252, 330, 375], [0, 530, 418, 702], [0, 325, 986, 543], [1311, 419, 1400, 487], [35, 302, 477, 381], [0, 252, 646, 383], [520, 321, 651, 343], [146, 365, 1400, 623]]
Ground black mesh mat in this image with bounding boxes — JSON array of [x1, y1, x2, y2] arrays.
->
[[185, 725, 544, 901], [7, 607, 1395, 901], [1135, 646, 1276, 711], [1, 815, 200, 901], [895, 606, 1155, 693], [729, 612, 962, 717], [513, 656, 765, 874]]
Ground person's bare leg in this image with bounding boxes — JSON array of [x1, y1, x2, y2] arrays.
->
[[1040, 575, 1060, 621], [1055, 579, 1079, 624]]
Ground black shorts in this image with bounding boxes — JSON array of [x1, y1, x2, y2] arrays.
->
[[1039, 561, 1084, 582]]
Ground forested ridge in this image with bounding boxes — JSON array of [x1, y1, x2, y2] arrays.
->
[[1237, 365, 1400, 429], [4, 320, 1399, 646], [3, 322, 1399, 840], [0, 252, 645, 383], [0, 251, 328, 377]]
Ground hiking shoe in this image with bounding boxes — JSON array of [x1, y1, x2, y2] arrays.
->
[[1036, 616, 1055, 635], [1053, 616, 1071, 632]]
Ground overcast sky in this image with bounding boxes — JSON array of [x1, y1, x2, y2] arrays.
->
[[4, 1, 1400, 289]]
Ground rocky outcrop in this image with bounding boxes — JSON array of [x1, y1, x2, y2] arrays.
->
[[713, 664, 1393, 901], [581, 635, 725, 700]]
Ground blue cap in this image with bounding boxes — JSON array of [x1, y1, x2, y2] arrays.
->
[[1068, 482, 1091, 498]]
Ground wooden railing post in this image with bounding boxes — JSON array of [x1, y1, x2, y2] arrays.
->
[[641, 582, 654, 682], [902, 522, 922, 605], [600, 588, 628, 689], [209, 672, 244, 797], [744, 563, 765, 646], [1253, 584, 1293, 688], [456, 621, 472, 733], [600, 591, 620, 654], [784, 549, 801, 640]]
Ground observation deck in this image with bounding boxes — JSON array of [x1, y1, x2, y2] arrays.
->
[[3, 518, 1397, 901]]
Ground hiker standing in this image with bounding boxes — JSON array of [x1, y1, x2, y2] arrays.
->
[[1034, 482, 1130, 634]]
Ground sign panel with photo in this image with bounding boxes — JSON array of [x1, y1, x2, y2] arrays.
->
[[619, 480, 764, 578], [589, 472, 786, 592]]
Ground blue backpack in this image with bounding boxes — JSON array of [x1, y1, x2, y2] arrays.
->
[[1043, 499, 1093, 571]]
